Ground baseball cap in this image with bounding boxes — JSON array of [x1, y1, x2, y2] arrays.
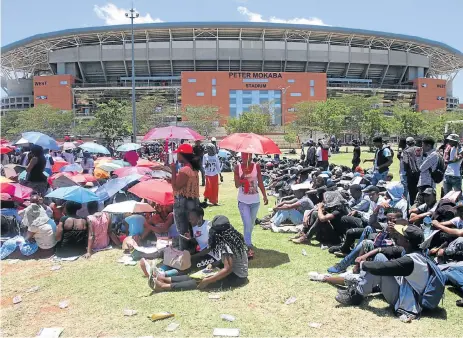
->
[[363, 185, 380, 193], [174, 144, 194, 154], [446, 134, 460, 143], [393, 225, 424, 248], [422, 187, 436, 195], [406, 137, 415, 144], [376, 180, 387, 188]]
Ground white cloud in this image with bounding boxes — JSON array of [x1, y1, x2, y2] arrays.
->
[[94, 3, 163, 25], [237, 6, 327, 26]]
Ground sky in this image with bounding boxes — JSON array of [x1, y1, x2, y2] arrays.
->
[[1, 0, 462, 99]]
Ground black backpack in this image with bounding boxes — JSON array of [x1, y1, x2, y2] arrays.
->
[[429, 153, 445, 184]]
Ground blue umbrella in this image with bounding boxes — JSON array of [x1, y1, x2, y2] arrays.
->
[[18, 170, 49, 181], [116, 143, 141, 152], [46, 186, 100, 204], [95, 173, 143, 200], [21, 132, 59, 150], [60, 163, 83, 173], [218, 149, 231, 158], [79, 142, 110, 155]]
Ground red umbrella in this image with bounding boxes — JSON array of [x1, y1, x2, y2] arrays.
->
[[136, 158, 162, 168], [113, 166, 152, 177], [0, 182, 33, 200], [142, 126, 204, 141], [219, 133, 281, 155], [0, 146, 13, 154], [52, 158, 69, 173], [128, 179, 174, 205], [0, 138, 9, 145], [70, 174, 98, 184]]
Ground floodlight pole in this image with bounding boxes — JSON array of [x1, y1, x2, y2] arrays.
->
[[126, 4, 139, 143]]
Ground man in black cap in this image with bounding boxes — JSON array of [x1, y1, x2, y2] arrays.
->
[[335, 224, 433, 319], [409, 188, 437, 225]]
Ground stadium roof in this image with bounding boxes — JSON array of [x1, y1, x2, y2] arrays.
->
[[2, 22, 463, 77]]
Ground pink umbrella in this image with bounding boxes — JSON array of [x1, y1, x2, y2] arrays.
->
[[128, 179, 174, 205], [113, 166, 152, 177], [0, 182, 33, 200], [142, 126, 204, 141]]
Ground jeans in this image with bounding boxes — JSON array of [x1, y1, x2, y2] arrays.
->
[[444, 266, 463, 292], [444, 175, 462, 195], [174, 196, 200, 251], [406, 172, 420, 206], [372, 170, 388, 186], [170, 273, 247, 291], [335, 226, 376, 268], [238, 201, 260, 247], [355, 253, 400, 306], [272, 210, 303, 227]]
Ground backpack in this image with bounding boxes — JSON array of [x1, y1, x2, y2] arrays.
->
[[429, 153, 445, 184], [420, 256, 446, 310]]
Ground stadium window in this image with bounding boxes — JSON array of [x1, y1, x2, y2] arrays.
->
[[310, 88, 315, 97], [230, 107, 237, 117], [243, 90, 252, 96], [212, 78, 216, 85], [288, 79, 295, 83], [212, 87, 217, 97], [229, 97, 236, 104], [310, 80, 315, 87], [243, 97, 253, 104], [188, 78, 197, 83], [290, 93, 301, 97], [196, 92, 205, 97], [230, 90, 237, 96], [60, 80, 68, 85]]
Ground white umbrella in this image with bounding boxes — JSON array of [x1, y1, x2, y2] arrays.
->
[[79, 142, 110, 155], [98, 162, 123, 172], [103, 200, 155, 213], [15, 137, 30, 146]]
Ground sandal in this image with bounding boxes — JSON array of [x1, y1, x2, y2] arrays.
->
[[288, 232, 304, 241], [292, 235, 308, 244], [247, 248, 255, 259]]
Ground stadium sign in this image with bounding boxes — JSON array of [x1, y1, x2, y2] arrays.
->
[[229, 72, 283, 79]]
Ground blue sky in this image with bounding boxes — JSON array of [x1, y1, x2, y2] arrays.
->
[[1, 0, 462, 99]]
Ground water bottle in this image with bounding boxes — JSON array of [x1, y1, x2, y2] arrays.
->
[[423, 216, 432, 238]]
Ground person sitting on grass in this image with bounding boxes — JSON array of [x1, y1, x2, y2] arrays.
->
[[143, 204, 174, 239], [55, 201, 88, 257], [85, 201, 118, 258], [260, 182, 313, 229], [409, 188, 437, 225], [149, 215, 248, 292]]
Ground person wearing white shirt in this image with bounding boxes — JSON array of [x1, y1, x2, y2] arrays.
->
[[81, 151, 95, 174], [443, 134, 462, 194], [202, 143, 221, 206], [315, 140, 331, 170], [62, 150, 75, 164]]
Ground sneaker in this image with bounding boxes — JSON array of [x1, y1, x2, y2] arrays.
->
[[328, 245, 342, 254], [335, 287, 363, 306], [327, 263, 347, 274], [334, 251, 347, 258], [308, 271, 330, 282]]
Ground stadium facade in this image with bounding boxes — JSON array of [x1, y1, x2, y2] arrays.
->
[[1, 22, 463, 125]]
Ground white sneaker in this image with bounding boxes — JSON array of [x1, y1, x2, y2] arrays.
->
[[308, 271, 330, 282]]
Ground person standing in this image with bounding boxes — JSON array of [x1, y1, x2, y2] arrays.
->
[[417, 137, 440, 206], [364, 136, 393, 186], [43, 149, 54, 176], [170, 144, 201, 251], [81, 151, 95, 174], [401, 137, 422, 205], [62, 149, 75, 164], [234, 152, 268, 259], [443, 134, 462, 194], [316, 140, 330, 170], [211, 137, 224, 183], [23, 145, 48, 196], [203, 143, 221, 206], [305, 140, 317, 167], [352, 140, 361, 172], [193, 140, 206, 186]]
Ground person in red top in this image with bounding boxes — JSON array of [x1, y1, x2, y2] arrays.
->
[[123, 150, 139, 166], [143, 204, 174, 239]]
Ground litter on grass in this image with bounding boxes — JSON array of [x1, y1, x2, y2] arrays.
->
[[148, 312, 174, 321], [123, 309, 137, 316], [308, 322, 322, 328], [26, 286, 40, 293], [221, 314, 236, 322], [213, 328, 240, 337], [165, 322, 180, 332], [302, 249, 307, 256], [12, 295, 22, 304], [58, 300, 69, 309], [50, 265, 61, 271], [37, 327, 64, 338], [284, 296, 297, 305], [209, 294, 221, 300]]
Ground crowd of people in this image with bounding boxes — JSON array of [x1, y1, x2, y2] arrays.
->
[[1, 132, 463, 323]]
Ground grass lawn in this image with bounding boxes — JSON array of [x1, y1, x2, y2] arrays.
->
[[1, 151, 461, 337]]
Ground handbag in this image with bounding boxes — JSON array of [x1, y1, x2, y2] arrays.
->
[[163, 246, 191, 270]]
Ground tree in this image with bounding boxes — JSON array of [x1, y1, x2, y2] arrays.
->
[[312, 99, 349, 138], [225, 110, 271, 135], [93, 100, 131, 145], [72, 118, 96, 137], [135, 94, 173, 133], [360, 108, 392, 144], [421, 110, 463, 141], [340, 95, 380, 139], [1, 105, 73, 139], [284, 123, 299, 148], [292, 101, 318, 138], [391, 106, 423, 137], [181, 105, 220, 137]]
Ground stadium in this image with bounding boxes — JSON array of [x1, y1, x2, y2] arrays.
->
[[1, 22, 463, 125]]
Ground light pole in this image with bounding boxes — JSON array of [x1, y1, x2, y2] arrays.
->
[[125, 4, 139, 143], [278, 85, 290, 129]]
